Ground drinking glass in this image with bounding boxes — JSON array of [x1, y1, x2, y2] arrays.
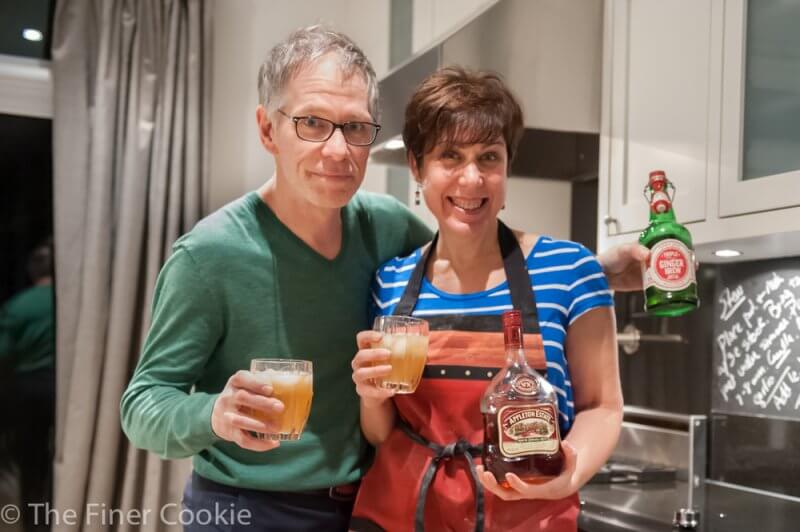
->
[[371, 316, 429, 393], [248, 358, 313, 441]]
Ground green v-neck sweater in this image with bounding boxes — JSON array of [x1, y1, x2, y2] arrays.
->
[[121, 190, 431, 490]]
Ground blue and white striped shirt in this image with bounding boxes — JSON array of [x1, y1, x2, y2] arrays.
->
[[369, 236, 614, 432]]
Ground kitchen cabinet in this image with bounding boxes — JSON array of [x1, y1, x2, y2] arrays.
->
[[599, 0, 800, 262], [718, 0, 800, 217], [601, 0, 713, 237]]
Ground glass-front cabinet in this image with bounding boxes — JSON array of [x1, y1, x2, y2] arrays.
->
[[719, 0, 800, 217]]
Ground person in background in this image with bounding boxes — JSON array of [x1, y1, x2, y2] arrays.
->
[[0, 238, 56, 532], [350, 68, 624, 531]]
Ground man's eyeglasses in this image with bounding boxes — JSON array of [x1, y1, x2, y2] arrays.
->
[[277, 109, 381, 147]]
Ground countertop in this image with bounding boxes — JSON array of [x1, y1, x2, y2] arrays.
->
[[579, 480, 800, 532]]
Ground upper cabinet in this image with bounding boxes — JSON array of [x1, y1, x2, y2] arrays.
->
[[602, 0, 713, 236], [599, 0, 800, 262], [718, 0, 800, 217]]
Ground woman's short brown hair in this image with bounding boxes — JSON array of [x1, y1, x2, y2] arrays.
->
[[402, 67, 524, 169]]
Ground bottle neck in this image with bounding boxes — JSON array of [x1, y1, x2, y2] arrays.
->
[[647, 185, 677, 223], [504, 324, 528, 367], [650, 205, 677, 223], [648, 190, 677, 223]]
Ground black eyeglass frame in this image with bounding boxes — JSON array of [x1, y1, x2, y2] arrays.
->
[[277, 109, 381, 146]]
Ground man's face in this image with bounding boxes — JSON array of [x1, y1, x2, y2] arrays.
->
[[258, 54, 373, 209]]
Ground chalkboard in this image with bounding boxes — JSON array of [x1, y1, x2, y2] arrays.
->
[[713, 257, 800, 417]]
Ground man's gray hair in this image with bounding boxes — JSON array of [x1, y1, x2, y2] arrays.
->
[[258, 25, 379, 121]]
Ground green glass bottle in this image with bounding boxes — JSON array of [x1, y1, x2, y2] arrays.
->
[[639, 170, 699, 317]]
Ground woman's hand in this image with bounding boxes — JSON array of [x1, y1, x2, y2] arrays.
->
[[476, 441, 579, 501], [352, 330, 396, 409]]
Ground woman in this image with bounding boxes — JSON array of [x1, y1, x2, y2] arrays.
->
[[349, 68, 623, 531]]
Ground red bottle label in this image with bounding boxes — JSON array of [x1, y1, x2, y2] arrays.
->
[[643, 239, 696, 291], [497, 404, 560, 457]]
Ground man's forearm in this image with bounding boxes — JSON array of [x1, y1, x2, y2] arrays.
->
[[120, 383, 221, 459]]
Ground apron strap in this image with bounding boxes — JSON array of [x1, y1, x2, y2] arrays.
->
[[398, 418, 485, 532], [392, 233, 437, 317], [497, 221, 540, 333]]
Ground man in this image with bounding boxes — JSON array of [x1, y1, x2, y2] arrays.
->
[[121, 26, 649, 531], [121, 26, 431, 531]]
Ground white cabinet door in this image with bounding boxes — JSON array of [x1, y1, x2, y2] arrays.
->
[[718, 0, 800, 217], [602, 0, 712, 236]]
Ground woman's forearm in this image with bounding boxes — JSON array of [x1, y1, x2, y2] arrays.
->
[[360, 398, 397, 445], [564, 404, 623, 489]]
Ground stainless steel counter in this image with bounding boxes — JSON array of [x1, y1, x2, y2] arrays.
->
[[579, 481, 687, 532], [579, 480, 800, 532]]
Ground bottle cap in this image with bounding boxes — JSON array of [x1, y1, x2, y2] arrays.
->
[[502, 310, 522, 329], [648, 170, 668, 191]]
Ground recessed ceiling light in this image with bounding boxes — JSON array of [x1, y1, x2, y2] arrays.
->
[[384, 138, 405, 150], [23, 29, 44, 42], [714, 249, 742, 258]]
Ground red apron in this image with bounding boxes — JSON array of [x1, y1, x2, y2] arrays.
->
[[351, 222, 579, 532]]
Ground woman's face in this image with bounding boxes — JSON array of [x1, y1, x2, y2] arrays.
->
[[412, 139, 508, 237]]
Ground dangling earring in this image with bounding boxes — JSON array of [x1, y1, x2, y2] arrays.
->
[[415, 183, 421, 206]]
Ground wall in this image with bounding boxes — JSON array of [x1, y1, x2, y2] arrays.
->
[[209, 0, 573, 241], [405, 0, 572, 238], [208, 0, 391, 212]]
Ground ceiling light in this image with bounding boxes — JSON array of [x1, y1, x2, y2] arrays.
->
[[23, 29, 44, 42], [714, 249, 742, 258], [384, 138, 405, 150]]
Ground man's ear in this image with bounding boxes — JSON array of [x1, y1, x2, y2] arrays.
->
[[257, 105, 278, 155]]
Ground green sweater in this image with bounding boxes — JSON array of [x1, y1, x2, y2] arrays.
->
[[0, 284, 55, 374], [120, 191, 431, 490]]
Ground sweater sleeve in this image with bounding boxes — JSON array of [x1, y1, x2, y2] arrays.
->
[[120, 246, 224, 458]]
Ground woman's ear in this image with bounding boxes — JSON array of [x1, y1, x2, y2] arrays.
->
[[407, 152, 422, 184]]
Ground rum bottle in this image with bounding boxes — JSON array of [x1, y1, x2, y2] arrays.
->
[[481, 310, 564, 486]]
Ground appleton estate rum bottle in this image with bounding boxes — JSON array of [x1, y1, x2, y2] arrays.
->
[[481, 310, 564, 486], [639, 170, 699, 317]]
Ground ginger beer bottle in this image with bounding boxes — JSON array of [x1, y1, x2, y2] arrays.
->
[[639, 170, 699, 317], [481, 310, 564, 486]]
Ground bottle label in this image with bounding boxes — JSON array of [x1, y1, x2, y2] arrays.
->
[[497, 404, 560, 457], [643, 238, 696, 291]]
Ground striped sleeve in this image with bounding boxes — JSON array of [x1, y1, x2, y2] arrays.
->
[[566, 244, 614, 325], [368, 249, 421, 321]]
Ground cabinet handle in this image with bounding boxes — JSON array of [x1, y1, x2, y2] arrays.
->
[[603, 215, 618, 226]]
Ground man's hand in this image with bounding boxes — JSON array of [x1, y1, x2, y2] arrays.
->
[[597, 243, 650, 292], [211, 370, 285, 452]]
